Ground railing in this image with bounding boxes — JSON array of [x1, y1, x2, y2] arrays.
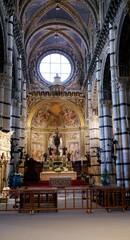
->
[[87, 187, 125, 213], [0, 187, 130, 214], [124, 188, 130, 210]]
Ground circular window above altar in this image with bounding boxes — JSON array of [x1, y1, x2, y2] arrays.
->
[[38, 51, 74, 84]]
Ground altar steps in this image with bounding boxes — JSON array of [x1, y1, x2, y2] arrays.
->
[[24, 180, 88, 188]]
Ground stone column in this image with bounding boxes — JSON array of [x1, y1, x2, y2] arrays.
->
[[109, 23, 122, 186], [100, 100, 115, 184], [17, 56, 27, 161], [10, 99, 20, 166], [96, 58, 105, 177], [80, 127, 85, 160], [87, 81, 92, 165], [20, 79, 27, 153], [118, 77, 130, 187], [85, 127, 90, 155], [87, 82, 100, 178], [85, 91, 89, 154], [3, 16, 13, 132], [89, 114, 100, 184], [10, 55, 22, 168]]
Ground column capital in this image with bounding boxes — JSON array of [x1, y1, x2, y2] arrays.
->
[[118, 77, 129, 90], [0, 73, 6, 87], [100, 99, 112, 107], [118, 76, 129, 82], [11, 98, 21, 107], [0, 74, 12, 88], [3, 76, 13, 89], [110, 65, 118, 72]]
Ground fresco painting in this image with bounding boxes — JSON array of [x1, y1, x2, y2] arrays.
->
[[31, 102, 80, 127]]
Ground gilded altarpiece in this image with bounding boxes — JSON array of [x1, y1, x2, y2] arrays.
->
[[27, 99, 86, 161]]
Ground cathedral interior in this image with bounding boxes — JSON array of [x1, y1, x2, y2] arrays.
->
[[0, 0, 130, 191]]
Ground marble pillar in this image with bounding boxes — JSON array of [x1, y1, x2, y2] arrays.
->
[[3, 16, 13, 132], [118, 77, 130, 187], [109, 23, 123, 186]]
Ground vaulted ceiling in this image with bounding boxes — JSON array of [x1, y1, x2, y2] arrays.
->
[[19, 0, 99, 91]]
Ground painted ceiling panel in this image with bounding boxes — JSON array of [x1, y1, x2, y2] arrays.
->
[[29, 30, 46, 46], [24, 0, 48, 22], [38, 8, 76, 24], [40, 36, 72, 49], [20, 0, 99, 90], [69, 1, 90, 25], [68, 31, 82, 47]]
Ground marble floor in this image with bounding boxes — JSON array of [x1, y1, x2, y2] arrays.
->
[[0, 209, 130, 240]]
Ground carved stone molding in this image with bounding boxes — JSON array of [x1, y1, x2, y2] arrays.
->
[[100, 99, 112, 107], [118, 77, 129, 90], [0, 74, 6, 87], [27, 91, 85, 111]]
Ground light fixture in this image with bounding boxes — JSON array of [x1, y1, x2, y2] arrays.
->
[[55, 0, 61, 10], [56, 4, 60, 11], [54, 32, 58, 38]]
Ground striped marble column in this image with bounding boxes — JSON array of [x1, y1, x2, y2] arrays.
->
[[118, 77, 130, 187], [87, 80, 91, 154], [85, 127, 90, 155], [87, 81, 95, 168], [89, 113, 100, 185], [100, 100, 115, 184], [85, 90, 90, 155], [3, 16, 13, 132], [109, 23, 122, 186], [96, 59, 105, 173], [17, 56, 26, 156], [10, 56, 22, 167], [87, 81, 100, 176], [20, 78, 27, 154], [10, 99, 20, 166], [80, 127, 85, 160]]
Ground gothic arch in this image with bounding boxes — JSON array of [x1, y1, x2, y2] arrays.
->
[[102, 54, 111, 101], [27, 97, 86, 128]]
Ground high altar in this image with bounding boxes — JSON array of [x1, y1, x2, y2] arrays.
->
[[40, 171, 77, 181], [39, 129, 77, 181], [40, 156, 77, 181]]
